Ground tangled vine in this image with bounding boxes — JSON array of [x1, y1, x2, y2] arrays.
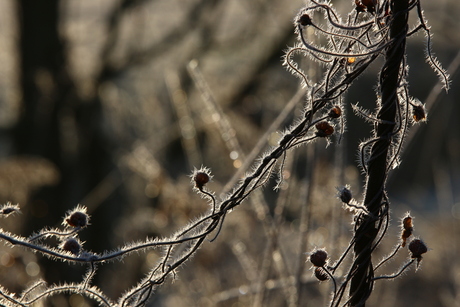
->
[[0, 0, 449, 306]]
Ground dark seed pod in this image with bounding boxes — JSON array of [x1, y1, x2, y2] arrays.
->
[[314, 267, 329, 281], [328, 106, 342, 119], [65, 210, 89, 228], [409, 239, 428, 259], [401, 229, 412, 247], [1, 207, 19, 216], [2, 208, 15, 215], [62, 238, 82, 255], [315, 121, 334, 137], [310, 249, 328, 267], [402, 216, 413, 230], [0, 202, 20, 216], [401, 215, 413, 247], [298, 14, 312, 26], [337, 185, 353, 204], [194, 172, 210, 189], [412, 104, 426, 122]]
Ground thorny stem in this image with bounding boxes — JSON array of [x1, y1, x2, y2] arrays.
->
[[349, 0, 409, 306], [374, 244, 402, 271], [0, 0, 448, 305], [372, 259, 415, 281]]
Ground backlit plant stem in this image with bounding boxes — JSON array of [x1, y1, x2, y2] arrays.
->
[[349, 0, 409, 306]]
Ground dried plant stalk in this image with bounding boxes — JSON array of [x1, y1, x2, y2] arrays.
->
[[349, 0, 410, 305]]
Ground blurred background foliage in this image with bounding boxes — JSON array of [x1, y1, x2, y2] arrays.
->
[[0, 0, 459, 306]]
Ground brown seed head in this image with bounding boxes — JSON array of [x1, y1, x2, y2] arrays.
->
[[0, 202, 20, 217], [314, 267, 329, 281], [2, 208, 16, 215], [409, 239, 428, 259], [329, 106, 342, 119], [66, 211, 89, 228], [401, 215, 413, 247], [62, 238, 82, 255], [298, 14, 312, 26], [402, 216, 413, 230], [337, 185, 353, 204], [401, 229, 412, 247], [194, 172, 210, 190], [310, 249, 328, 267], [315, 121, 334, 137], [412, 104, 426, 122]]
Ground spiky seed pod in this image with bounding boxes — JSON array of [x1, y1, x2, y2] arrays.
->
[[401, 215, 413, 247], [0, 203, 20, 216], [401, 229, 412, 247], [329, 106, 342, 119], [412, 104, 426, 122], [408, 239, 428, 259], [402, 216, 413, 230], [61, 238, 82, 255], [314, 267, 329, 281], [297, 14, 312, 26], [66, 211, 89, 228], [2, 208, 16, 215], [310, 249, 328, 267], [337, 185, 353, 204], [315, 121, 334, 137], [194, 172, 210, 190]]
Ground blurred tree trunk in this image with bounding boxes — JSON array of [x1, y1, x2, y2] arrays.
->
[[14, 0, 120, 253], [15, 0, 66, 160], [12, 0, 127, 292]]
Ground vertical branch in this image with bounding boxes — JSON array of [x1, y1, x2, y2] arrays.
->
[[349, 0, 409, 306]]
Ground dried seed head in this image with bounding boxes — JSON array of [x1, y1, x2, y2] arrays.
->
[[402, 215, 413, 230], [61, 238, 82, 255], [64, 206, 90, 228], [315, 121, 334, 137], [66, 212, 89, 228], [409, 238, 428, 259], [194, 172, 209, 188], [0, 202, 20, 217], [401, 229, 412, 247], [337, 185, 353, 204], [192, 167, 213, 190], [298, 14, 312, 26], [309, 249, 328, 267], [412, 104, 426, 122], [401, 214, 413, 247], [314, 267, 329, 281], [328, 106, 342, 119]]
